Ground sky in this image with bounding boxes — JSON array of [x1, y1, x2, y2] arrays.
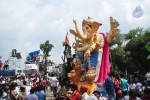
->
[[0, 0, 150, 68]]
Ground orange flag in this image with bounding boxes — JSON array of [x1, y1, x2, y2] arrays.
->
[[65, 33, 70, 47]]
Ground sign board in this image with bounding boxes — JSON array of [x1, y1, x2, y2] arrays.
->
[[25, 64, 38, 70]]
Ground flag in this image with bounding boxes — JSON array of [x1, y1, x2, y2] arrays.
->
[[65, 33, 70, 47]]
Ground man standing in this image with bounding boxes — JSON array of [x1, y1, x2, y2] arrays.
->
[[35, 86, 46, 100], [105, 72, 116, 100], [120, 73, 128, 98], [69, 84, 80, 100], [25, 87, 38, 100], [80, 84, 89, 100], [47, 73, 58, 97]]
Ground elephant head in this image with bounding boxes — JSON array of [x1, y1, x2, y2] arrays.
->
[[82, 17, 102, 34]]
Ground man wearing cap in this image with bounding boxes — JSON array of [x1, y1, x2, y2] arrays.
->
[[80, 84, 89, 100]]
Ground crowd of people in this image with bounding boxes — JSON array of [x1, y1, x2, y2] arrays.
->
[[52, 71, 150, 100], [0, 74, 46, 100], [0, 71, 150, 100]]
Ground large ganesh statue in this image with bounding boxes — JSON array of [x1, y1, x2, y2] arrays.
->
[[68, 17, 119, 94]]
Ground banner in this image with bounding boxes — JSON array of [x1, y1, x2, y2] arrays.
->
[[25, 64, 38, 70]]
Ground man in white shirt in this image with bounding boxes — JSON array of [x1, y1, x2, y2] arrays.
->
[[145, 72, 150, 82], [16, 76, 23, 86], [80, 84, 89, 100], [47, 73, 58, 97]]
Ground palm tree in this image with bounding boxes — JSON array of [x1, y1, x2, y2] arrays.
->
[[40, 40, 54, 77]]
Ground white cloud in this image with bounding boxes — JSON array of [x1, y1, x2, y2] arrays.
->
[[0, 0, 150, 68]]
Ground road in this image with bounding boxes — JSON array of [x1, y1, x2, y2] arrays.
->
[[46, 87, 55, 100]]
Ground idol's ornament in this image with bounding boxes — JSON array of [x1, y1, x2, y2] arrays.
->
[[68, 17, 119, 94]]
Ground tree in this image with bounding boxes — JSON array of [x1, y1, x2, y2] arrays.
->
[[110, 28, 150, 74], [124, 28, 150, 73], [110, 33, 128, 72], [40, 40, 54, 76], [145, 42, 150, 59]]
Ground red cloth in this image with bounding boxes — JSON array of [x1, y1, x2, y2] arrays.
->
[[65, 34, 70, 46], [70, 90, 80, 100], [0, 61, 2, 68], [81, 84, 88, 91], [97, 33, 110, 83], [32, 82, 37, 88], [41, 80, 46, 86], [114, 78, 122, 94]]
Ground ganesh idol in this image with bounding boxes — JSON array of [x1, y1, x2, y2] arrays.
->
[[68, 16, 119, 94]]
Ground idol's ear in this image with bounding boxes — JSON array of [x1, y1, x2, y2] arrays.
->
[[82, 19, 88, 26], [88, 16, 92, 20], [92, 21, 102, 32]]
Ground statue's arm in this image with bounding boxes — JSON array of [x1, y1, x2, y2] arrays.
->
[[95, 34, 104, 50], [75, 36, 83, 43], [106, 17, 119, 44], [84, 34, 104, 58], [73, 19, 87, 40]]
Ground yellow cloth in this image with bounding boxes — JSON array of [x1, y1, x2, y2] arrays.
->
[[17, 92, 25, 100]]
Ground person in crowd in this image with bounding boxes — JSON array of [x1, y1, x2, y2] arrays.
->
[[87, 91, 98, 100], [5, 86, 11, 99], [141, 88, 150, 100], [41, 77, 46, 91], [4, 60, 9, 70], [64, 46, 72, 73], [56, 81, 69, 99], [47, 73, 58, 97], [129, 80, 136, 90], [142, 80, 150, 94], [35, 85, 46, 100], [120, 73, 128, 98], [121, 90, 141, 100], [41, 77, 46, 87], [0, 87, 8, 100], [94, 90, 107, 100], [25, 75, 30, 86], [16, 76, 23, 86], [114, 73, 122, 100], [23, 81, 30, 96], [17, 86, 25, 100], [56, 81, 70, 100], [32, 79, 37, 88], [69, 84, 80, 100], [25, 87, 38, 100], [14, 82, 20, 97], [40, 85, 46, 96], [105, 71, 116, 100], [80, 84, 89, 100], [10, 84, 17, 100], [145, 71, 150, 83], [135, 81, 142, 92]]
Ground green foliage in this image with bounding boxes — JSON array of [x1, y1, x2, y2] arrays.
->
[[110, 27, 150, 73], [145, 42, 150, 59], [145, 42, 150, 52], [62, 41, 69, 47], [40, 40, 54, 56]]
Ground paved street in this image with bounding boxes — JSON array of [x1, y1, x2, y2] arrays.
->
[[46, 87, 55, 100]]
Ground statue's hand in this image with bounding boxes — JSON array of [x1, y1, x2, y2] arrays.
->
[[84, 50, 90, 59], [110, 17, 119, 30], [110, 28, 120, 37], [69, 29, 76, 35], [73, 19, 77, 25]]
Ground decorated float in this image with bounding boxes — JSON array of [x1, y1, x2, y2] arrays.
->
[[67, 16, 119, 94]]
